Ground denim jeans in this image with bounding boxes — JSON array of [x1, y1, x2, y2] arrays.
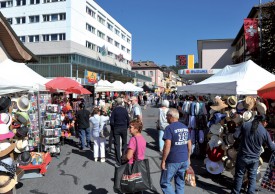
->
[[231, 156, 259, 194], [160, 160, 189, 194], [79, 128, 91, 149], [159, 130, 164, 152]]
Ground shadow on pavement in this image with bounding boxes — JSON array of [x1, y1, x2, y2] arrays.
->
[[143, 128, 159, 152], [72, 148, 93, 160], [84, 184, 108, 194]]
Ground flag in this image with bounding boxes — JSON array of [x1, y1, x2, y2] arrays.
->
[[100, 45, 107, 56], [244, 18, 259, 54]]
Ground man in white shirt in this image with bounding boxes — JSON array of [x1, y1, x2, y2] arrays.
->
[[130, 96, 142, 121]]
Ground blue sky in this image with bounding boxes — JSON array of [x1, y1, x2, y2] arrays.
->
[[96, 0, 271, 66]]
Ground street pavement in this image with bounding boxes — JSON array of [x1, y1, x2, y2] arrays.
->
[[16, 105, 273, 194]]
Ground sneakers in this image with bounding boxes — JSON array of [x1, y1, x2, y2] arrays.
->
[[100, 158, 106, 163], [94, 157, 98, 162]]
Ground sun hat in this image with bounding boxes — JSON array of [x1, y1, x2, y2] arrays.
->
[[0, 97, 11, 113], [223, 157, 235, 171], [207, 146, 224, 162], [15, 112, 30, 125], [243, 110, 253, 122], [209, 123, 224, 135], [16, 126, 29, 138], [17, 151, 32, 166], [243, 96, 256, 110], [210, 99, 228, 111], [227, 96, 237, 108], [208, 135, 223, 150], [0, 124, 14, 141], [17, 96, 31, 112], [0, 157, 15, 173], [236, 101, 245, 114], [256, 101, 267, 115], [0, 142, 16, 157], [225, 133, 235, 146], [227, 147, 238, 161], [205, 158, 224, 175], [0, 172, 17, 193], [14, 139, 28, 154], [0, 113, 12, 126]]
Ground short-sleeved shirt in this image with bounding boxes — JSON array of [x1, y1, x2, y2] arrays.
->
[[163, 121, 190, 163], [127, 135, 146, 164]]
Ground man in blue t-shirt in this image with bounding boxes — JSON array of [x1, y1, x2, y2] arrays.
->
[[160, 108, 192, 194]]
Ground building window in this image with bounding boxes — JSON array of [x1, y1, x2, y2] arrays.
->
[[29, 35, 39, 42], [43, 34, 50, 41], [29, 15, 40, 23], [51, 14, 58, 21], [6, 18, 12, 25], [107, 23, 113, 31], [30, 0, 40, 4], [115, 41, 120, 48], [59, 13, 66, 20], [86, 41, 96, 51], [127, 38, 131, 44], [121, 33, 126, 40], [97, 30, 105, 39], [97, 16, 105, 25], [142, 71, 145, 75], [43, 0, 65, 3], [86, 23, 95, 34], [150, 71, 153, 77], [115, 28, 120, 36], [59, 33, 65, 40], [107, 36, 113, 44], [86, 6, 95, 18], [42, 33, 65, 41], [127, 49, 130, 54], [43, 13, 66, 22], [0, 1, 13, 8], [108, 51, 114, 57], [121, 45, 125, 51], [19, 36, 25, 43], [15, 17, 26, 24], [16, 0, 26, 6]]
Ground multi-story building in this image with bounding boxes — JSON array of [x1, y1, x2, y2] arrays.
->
[[0, 0, 150, 83]]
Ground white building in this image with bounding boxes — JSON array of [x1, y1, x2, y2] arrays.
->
[[0, 0, 150, 83]]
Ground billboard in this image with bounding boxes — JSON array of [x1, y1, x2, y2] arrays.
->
[[176, 55, 194, 69]]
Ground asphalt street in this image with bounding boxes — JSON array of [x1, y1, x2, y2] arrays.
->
[[16, 105, 273, 194]]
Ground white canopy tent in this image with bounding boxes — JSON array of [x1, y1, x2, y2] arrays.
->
[[177, 60, 275, 95], [0, 58, 49, 95], [94, 80, 114, 92], [124, 82, 143, 92]]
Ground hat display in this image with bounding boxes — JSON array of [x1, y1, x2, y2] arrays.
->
[[227, 147, 238, 160], [213, 113, 227, 124], [18, 151, 32, 166], [16, 126, 29, 138], [207, 146, 224, 162], [0, 142, 16, 158], [227, 96, 237, 108], [236, 101, 245, 114], [224, 157, 235, 171], [0, 172, 17, 193], [256, 101, 267, 115], [0, 97, 11, 113], [225, 133, 235, 146], [0, 124, 14, 141], [208, 135, 223, 150], [210, 99, 228, 111], [17, 96, 31, 112], [243, 96, 256, 110], [209, 123, 224, 135], [0, 113, 12, 126], [205, 158, 224, 175], [243, 110, 253, 122], [15, 112, 30, 125], [14, 139, 28, 153]]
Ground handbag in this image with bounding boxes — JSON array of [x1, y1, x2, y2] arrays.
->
[[185, 166, 196, 187], [99, 124, 110, 138], [114, 137, 154, 193]]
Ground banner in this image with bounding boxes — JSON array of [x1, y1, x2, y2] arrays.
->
[[84, 70, 97, 84], [176, 55, 194, 69], [244, 18, 259, 54]]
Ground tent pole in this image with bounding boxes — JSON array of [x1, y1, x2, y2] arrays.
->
[[36, 91, 42, 153]]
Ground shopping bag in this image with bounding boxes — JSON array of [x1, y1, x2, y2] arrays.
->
[[114, 163, 128, 193], [185, 166, 196, 187]]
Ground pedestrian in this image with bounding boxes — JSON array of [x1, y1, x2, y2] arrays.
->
[[157, 100, 170, 153], [121, 119, 146, 194], [99, 107, 110, 161], [160, 108, 192, 194], [143, 94, 148, 110], [130, 96, 142, 121], [231, 115, 275, 194], [110, 97, 130, 165], [75, 102, 91, 150]]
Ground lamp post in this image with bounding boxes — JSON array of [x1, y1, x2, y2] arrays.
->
[[259, 0, 262, 66]]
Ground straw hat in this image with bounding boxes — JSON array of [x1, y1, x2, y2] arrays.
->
[[0, 142, 16, 157], [14, 139, 28, 153], [227, 96, 237, 108], [243, 110, 253, 122], [256, 101, 267, 115], [0, 113, 12, 126], [209, 123, 224, 135], [0, 172, 17, 193], [0, 124, 14, 141], [210, 99, 228, 111], [243, 96, 256, 110], [17, 96, 31, 112], [205, 158, 224, 175]]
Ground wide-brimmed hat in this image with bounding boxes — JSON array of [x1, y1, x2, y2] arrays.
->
[[205, 158, 224, 175], [236, 101, 245, 114], [0, 172, 17, 193], [0, 124, 14, 141], [210, 99, 228, 111], [243, 110, 253, 122], [16, 126, 29, 138], [243, 96, 256, 110], [256, 101, 267, 115], [0, 157, 15, 173], [0, 113, 12, 126], [17, 151, 32, 166], [0, 97, 11, 113], [227, 147, 238, 160], [208, 135, 223, 150], [227, 96, 237, 108], [17, 96, 31, 112], [0, 142, 16, 158], [210, 123, 224, 135], [207, 146, 224, 162], [227, 121, 237, 133], [14, 139, 28, 153], [223, 157, 235, 171], [15, 112, 30, 125], [225, 133, 235, 146]]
